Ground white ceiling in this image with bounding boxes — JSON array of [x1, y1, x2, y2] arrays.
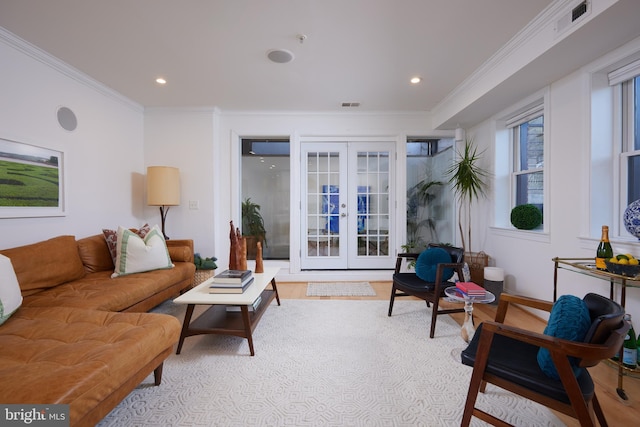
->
[[0, 0, 554, 114]]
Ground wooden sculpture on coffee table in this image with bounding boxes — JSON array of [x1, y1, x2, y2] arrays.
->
[[255, 241, 264, 273], [229, 221, 238, 270], [237, 227, 248, 271]]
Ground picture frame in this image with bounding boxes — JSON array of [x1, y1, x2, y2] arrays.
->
[[0, 137, 65, 218]]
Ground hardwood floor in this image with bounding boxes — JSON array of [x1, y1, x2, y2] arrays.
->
[[277, 281, 640, 426]]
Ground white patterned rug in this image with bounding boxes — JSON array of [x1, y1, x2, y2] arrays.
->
[[306, 281, 376, 296], [98, 300, 563, 426]]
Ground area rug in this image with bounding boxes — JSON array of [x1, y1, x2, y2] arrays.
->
[[98, 300, 563, 426], [306, 281, 376, 296]]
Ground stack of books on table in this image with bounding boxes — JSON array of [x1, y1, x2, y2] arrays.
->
[[209, 269, 253, 294], [226, 295, 262, 312], [455, 281, 486, 297]]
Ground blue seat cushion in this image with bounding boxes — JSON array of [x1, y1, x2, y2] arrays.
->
[[415, 247, 454, 283], [537, 295, 592, 379]]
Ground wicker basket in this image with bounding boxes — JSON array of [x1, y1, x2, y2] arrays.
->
[[465, 251, 489, 284], [193, 269, 215, 287]]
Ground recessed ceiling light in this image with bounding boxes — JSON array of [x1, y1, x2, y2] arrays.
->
[[155, 77, 167, 85], [410, 77, 421, 84]]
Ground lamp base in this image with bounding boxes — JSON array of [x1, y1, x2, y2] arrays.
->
[[159, 206, 170, 240]]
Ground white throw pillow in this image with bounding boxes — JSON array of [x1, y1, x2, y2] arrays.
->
[[0, 254, 23, 325], [112, 224, 174, 278]]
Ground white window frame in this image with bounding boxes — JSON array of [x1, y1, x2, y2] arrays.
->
[[582, 39, 640, 253], [492, 89, 550, 239], [618, 75, 640, 237], [509, 107, 544, 213]]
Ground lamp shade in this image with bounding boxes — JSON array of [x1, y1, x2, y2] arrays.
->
[[147, 166, 180, 206]]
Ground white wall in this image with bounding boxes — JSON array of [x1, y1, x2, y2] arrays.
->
[[144, 110, 452, 278], [0, 32, 145, 248], [469, 44, 640, 322], [143, 108, 216, 257]]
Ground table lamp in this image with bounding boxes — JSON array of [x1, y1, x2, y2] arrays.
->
[[147, 166, 180, 239]]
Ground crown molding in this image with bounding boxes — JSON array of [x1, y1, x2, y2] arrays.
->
[[0, 26, 143, 113], [432, 0, 593, 128]]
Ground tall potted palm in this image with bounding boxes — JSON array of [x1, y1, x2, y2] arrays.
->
[[446, 137, 490, 282]]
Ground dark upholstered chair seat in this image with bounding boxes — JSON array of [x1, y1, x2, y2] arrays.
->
[[461, 323, 594, 405], [392, 273, 440, 292], [388, 244, 465, 338], [459, 292, 628, 427]]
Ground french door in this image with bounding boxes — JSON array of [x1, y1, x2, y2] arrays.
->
[[301, 141, 394, 269]]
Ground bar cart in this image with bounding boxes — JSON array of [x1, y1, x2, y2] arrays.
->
[[552, 257, 640, 400]]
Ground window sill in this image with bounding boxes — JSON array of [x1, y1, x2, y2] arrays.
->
[[489, 226, 551, 243], [578, 236, 640, 254]]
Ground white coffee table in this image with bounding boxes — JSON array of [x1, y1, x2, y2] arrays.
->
[[444, 286, 495, 343], [174, 267, 280, 356]]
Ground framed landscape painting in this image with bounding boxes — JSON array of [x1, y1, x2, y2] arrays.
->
[[0, 137, 65, 218]]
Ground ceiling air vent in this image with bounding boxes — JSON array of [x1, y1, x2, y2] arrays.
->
[[341, 102, 360, 107], [572, 1, 588, 22], [555, 1, 590, 35]]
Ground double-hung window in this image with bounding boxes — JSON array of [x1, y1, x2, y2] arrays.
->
[[622, 75, 640, 204], [493, 91, 548, 233], [609, 60, 640, 238], [507, 105, 545, 220]]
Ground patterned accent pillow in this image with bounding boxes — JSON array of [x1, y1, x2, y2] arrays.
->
[[111, 225, 174, 277], [537, 295, 592, 379], [103, 223, 151, 263], [0, 254, 23, 325]]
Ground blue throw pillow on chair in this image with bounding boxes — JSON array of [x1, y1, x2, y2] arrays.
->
[[415, 247, 454, 282], [537, 294, 592, 379]]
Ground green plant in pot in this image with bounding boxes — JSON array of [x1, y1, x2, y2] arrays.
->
[[445, 136, 491, 284], [445, 137, 490, 252], [242, 198, 267, 259], [193, 253, 218, 286], [510, 204, 542, 230], [193, 253, 218, 270]]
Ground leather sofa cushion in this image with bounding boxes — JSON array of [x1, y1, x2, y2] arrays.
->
[[22, 262, 194, 311], [77, 234, 114, 273], [78, 234, 194, 272], [168, 245, 191, 263], [0, 306, 180, 424], [0, 236, 86, 297], [166, 239, 194, 263]]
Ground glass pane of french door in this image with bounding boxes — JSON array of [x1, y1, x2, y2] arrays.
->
[[348, 144, 393, 269], [302, 143, 347, 269], [356, 151, 389, 256]]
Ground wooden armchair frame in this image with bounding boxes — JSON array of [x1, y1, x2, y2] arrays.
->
[[461, 293, 629, 427]]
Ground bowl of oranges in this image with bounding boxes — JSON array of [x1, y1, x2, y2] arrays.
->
[[605, 254, 640, 277]]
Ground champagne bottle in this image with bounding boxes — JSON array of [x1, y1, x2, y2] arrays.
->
[[622, 314, 637, 369], [595, 225, 613, 271]]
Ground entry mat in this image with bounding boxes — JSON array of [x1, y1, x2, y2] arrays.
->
[[306, 281, 376, 297]]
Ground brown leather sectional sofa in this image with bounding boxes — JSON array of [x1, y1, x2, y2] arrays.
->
[[0, 233, 196, 426]]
